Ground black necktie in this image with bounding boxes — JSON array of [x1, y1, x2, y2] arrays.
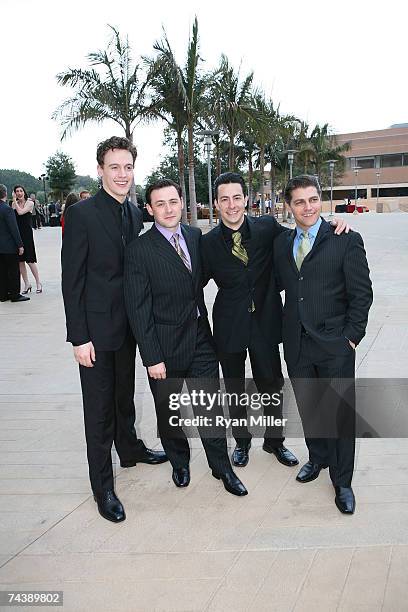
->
[[120, 202, 130, 246]]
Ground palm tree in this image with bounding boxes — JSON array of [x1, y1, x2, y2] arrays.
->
[[52, 25, 148, 203], [211, 55, 255, 171], [299, 123, 350, 181], [152, 17, 205, 226], [144, 54, 188, 222]]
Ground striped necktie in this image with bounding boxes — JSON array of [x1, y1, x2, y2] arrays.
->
[[172, 233, 192, 272], [296, 231, 311, 270], [232, 231, 248, 265]]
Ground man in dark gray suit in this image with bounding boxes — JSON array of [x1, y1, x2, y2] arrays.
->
[[125, 179, 247, 496], [0, 184, 29, 303], [274, 175, 373, 514]]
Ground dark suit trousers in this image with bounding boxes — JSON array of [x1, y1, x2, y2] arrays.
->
[[79, 331, 145, 495], [287, 333, 356, 487], [219, 318, 285, 447], [148, 319, 230, 473], [0, 253, 20, 299]]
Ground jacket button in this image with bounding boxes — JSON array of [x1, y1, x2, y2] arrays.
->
[[299, 277, 303, 280], [299, 297, 304, 302], [248, 307, 252, 312]]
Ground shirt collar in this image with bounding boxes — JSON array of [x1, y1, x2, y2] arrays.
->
[[295, 216, 322, 240], [155, 222, 182, 242]]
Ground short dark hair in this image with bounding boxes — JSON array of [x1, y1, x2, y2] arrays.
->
[[13, 185, 28, 200], [284, 174, 322, 204], [213, 172, 247, 200], [145, 178, 182, 205], [0, 184, 7, 199], [96, 136, 137, 166]]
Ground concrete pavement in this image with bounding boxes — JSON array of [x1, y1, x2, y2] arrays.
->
[[0, 212, 408, 611]]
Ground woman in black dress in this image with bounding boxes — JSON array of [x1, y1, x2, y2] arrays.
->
[[12, 185, 42, 293]]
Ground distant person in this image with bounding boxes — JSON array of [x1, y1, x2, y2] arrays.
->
[[61, 192, 79, 237], [30, 194, 42, 229], [79, 190, 91, 200], [0, 184, 29, 303], [12, 185, 43, 294]]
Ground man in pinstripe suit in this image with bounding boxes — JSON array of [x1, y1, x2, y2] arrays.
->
[[124, 179, 247, 496], [274, 175, 373, 514]]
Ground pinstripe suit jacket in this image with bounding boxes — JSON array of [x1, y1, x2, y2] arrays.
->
[[124, 224, 210, 370], [274, 218, 373, 366]]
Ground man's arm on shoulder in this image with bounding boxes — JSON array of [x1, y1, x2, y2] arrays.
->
[[61, 204, 90, 345], [124, 240, 164, 367], [343, 231, 373, 345]]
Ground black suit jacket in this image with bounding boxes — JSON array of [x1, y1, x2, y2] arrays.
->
[[0, 201, 23, 254], [201, 215, 286, 353], [61, 188, 143, 350], [124, 224, 210, 370], [274, 218, 373, 366]]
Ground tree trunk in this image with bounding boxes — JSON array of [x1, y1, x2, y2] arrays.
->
[[269, 164, 276, 216], [127, 130, 137, 206], [215, 138, 221, 177], [187, 124, 197, 226], [228, 127, 235, 171], [248, 151, 254, 217], [259, 145, 265, 215], [177, 132, 188, 224]]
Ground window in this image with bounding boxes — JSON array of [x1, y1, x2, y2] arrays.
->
[[356, 157, 375, 169], [381, 154, 403, 168], [374, 187, 408, 197], [403, 154, 408, 166]]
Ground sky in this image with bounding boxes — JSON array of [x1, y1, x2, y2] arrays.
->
[[2, 0, 406, 185]]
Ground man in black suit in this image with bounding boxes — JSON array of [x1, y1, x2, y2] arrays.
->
[[0, 184, 29, 303], [201, 173, 300, 469], [62, 137, 167, 523], [274, 174, 372, 514], [125, 179, 247, 496]]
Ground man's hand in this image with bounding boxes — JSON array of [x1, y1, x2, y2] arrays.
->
[[349, 340, 356, 350], [73, 342, 95, 368], [331, 217, 351, 234], [18, 247, 24, 256], [148, 362, 166, 379]]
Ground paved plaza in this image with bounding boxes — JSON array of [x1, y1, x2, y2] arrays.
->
[[1, 212, 408, 611]]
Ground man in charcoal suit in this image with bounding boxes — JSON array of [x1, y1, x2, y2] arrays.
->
[[124, 178, 247, 496], [0, 184, 29, 303], [274, 174, 372, 514], [62, 137, 167, 523]]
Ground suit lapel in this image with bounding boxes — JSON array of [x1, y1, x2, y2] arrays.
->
[[286, 228, 299, 276], [150, 225, 192, 277], [93, 191, 122, 253], [303, 217, 331, 264]]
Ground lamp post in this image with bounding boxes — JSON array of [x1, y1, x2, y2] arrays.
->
[[38, 174, 48, 206], [286, 149, 297, 224], [353, 166, 361, 214], [327, 159, 337, 217], [376, 170, 381, 212], [197, 130, 219, 228]]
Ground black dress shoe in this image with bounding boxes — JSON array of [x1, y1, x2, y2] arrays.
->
[[212, 468, 248, 496], [263, 443, 299, 467], [232, 442, 251, 467], [93, 489, 126, 523], [296, 461, 327, 483], [10, 294, 30, 302], [120, 448, 168, 467], [172, 466, 190, 488], [335, 486, 355, 514]]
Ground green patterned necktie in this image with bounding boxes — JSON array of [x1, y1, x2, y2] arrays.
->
[[232, 231, 248, 265], [296, 231, 311, 270], [232, 231, 255, 312]]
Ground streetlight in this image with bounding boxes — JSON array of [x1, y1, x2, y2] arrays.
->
[[197, 130, 219, 228], [38, 173, 49, 206], [353, 166, 361, 214], [376, 170, 381, 212], [286, 149, 297, 224], [327, 159, 337, 217]]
